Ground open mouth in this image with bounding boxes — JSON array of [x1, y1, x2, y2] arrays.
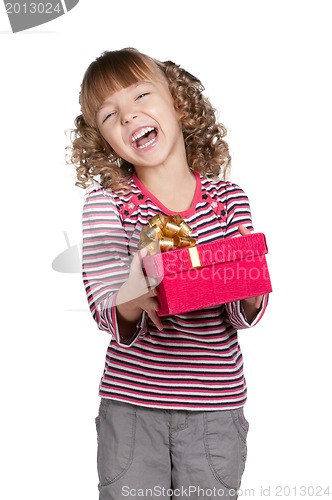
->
[[131, 127, 158, 150]]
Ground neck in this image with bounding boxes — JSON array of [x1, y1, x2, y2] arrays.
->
[[134, 165, 197, 212], [135, 163, 192, 190]]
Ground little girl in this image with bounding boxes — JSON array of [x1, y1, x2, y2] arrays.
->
[[69, 48, 268, 500]]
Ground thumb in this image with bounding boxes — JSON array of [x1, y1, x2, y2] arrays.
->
[[238, 224, 252, 236]]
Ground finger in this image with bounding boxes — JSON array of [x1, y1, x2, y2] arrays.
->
[[138, 247, 149, 258], [255, 294, 264, 309], [116, 276, 154, 306], [131, 248, 148, 270], [238, 224, 252, 236], [133, 249, 164, 289], [145, 276, 160, 290], [135, 247, 165, 286], [148, 308, 164, 331], [149, 286, 159, 297], [145, 298, 163, 331]]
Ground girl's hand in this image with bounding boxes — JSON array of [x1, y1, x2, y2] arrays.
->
[[116, 248, 163, 331], [238, 224, 264, 319], [237, 223, 252, 237]]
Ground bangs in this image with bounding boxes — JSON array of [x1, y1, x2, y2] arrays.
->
[[80, 49, 160, 127]]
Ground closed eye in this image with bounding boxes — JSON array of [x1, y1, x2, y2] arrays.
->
[[102, 111, 116, 123], [136, 92, 150, 100]]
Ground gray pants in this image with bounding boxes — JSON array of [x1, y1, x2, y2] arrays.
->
[[95, 399, 249, 500]]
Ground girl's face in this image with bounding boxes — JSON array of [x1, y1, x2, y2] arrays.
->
[[96, 77, 185, 171]]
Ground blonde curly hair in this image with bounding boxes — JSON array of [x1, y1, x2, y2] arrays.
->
[[68, 48, 231, 192]]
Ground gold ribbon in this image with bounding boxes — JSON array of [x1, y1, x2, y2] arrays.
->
[[138, 214, 197, 258]]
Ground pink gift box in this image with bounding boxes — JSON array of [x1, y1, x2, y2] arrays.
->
[[142, 233, 272, 317]]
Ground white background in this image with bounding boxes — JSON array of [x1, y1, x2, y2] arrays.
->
[[1, 1, 331, 499]]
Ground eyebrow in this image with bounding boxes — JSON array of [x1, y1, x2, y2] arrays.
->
[[132, 81, 155, 92], [135, 81, 153, 87]]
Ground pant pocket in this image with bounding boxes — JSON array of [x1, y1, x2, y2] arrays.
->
[[95, 415, 101, 440], [231, 407, 249, 464], [204, 408, 249, 490], [97, 399, 137, 487]]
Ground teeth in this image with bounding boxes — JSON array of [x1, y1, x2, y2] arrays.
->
[[131, 127, 154, 142], [137, 137, 156, 149]]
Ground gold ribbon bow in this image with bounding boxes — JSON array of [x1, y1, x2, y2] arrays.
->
[[138, 214, 196, 254]]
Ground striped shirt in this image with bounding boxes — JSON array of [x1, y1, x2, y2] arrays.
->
[[82, 171, 268, 410]]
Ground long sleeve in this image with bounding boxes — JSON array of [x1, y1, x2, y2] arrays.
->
[[225, 294, 269, 329], [82, 189, 147, 347], [223, 182, 269, 329]]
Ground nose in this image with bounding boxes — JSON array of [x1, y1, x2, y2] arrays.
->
[[121, 111, 138, 125]]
